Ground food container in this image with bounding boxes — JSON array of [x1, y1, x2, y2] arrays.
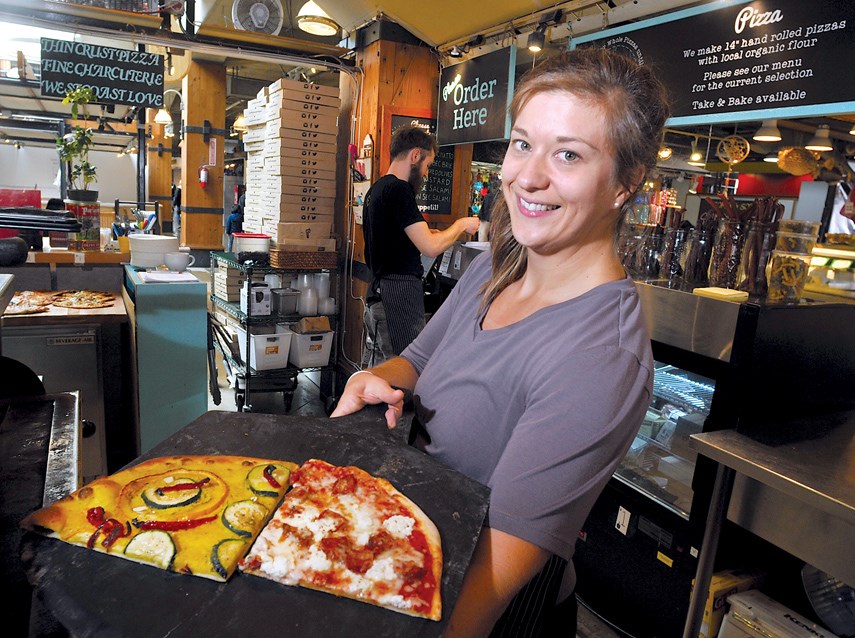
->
[[271, 288, 300, 316], [128, 234, 179, 268], [766, 250, 812, 303], [737, 221, 776, 296], [774, 231, 817, 254], [232, 233, 270, 255], [777, 219, 821, 235], [709, 219, 747, 289], [682, 229, 715, 287]]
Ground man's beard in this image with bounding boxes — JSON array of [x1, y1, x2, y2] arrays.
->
[[408, 162, 425, 193]]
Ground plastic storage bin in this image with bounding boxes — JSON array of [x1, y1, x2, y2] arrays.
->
[[288, 330, 333, 368], [236, 325, 292, 371]]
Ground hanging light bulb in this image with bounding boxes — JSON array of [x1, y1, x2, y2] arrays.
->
[[688, 137, 705, 166], [154, 108, 173, 125], [753, 119, 782, 142], [805, 124, 833, 152], [848, 122, 855, 136]]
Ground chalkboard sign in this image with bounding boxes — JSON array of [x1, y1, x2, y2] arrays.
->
[[391, 115, 454, 216], [40, 38, 164, 108], [575, 0, 855, 125], [436, 47, 515, 145]]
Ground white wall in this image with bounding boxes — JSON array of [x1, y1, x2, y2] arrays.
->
[[0, 144, 138, 204]]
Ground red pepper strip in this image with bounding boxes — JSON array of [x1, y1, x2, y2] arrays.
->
[[263, 465, 282, 489], [156, 477, 211, 496], [87, 524, 104, 549], [132, 515, 217, 531], [101, 519, 130, 549], [87, 506, 106, 527]]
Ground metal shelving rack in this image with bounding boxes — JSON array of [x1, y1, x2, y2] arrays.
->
[[209, 251, 338, 412]]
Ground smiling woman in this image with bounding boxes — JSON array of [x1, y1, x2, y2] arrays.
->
[[333, 46, 670, 636]]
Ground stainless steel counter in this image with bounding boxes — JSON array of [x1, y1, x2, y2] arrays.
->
[[690, 418, 855, 526]]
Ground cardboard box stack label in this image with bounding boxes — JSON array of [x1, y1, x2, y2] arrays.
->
[[242, 79, 339, 251]]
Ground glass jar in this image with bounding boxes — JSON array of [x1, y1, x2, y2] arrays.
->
[[736, 221, 776, 297], [682, 229, 714, 287], [658, 228, 691, 283], [766, 250, 812, 303], [633, 225, 664, 279], [617, 222, 646, 276], [708, 219, 747, 289]]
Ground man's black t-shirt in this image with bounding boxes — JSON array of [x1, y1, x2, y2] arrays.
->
[[362, 174, 425, 279]]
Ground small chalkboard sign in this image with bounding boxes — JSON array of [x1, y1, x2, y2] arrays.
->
[[40, 38, 164, 108], [390, 115, 454, 216]]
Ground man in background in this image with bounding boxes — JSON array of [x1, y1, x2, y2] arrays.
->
[[362, 124, 479, 358]]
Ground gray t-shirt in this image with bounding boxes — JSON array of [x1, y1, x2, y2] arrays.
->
[[402, 252, 653, 566]]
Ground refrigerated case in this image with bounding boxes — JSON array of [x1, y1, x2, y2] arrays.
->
[[574, 282, 855, 637]]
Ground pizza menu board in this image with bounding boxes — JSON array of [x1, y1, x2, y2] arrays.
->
[[390, 115, 454, 216], [575, 0, 855, 125], [40, 38, 164, 108]]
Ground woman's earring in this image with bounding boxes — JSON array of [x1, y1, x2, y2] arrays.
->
[[614, 199, 622, 209]]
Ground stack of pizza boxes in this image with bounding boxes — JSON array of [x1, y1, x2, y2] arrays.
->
[[241, 78, 339, 252]]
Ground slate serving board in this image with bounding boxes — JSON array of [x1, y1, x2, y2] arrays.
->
[[22, 408, 490, 638]]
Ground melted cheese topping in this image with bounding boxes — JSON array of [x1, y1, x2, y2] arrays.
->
[[242, 461, 433, 614]]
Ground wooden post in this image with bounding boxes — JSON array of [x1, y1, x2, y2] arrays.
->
[[180, 60, 226, 248], [145, 115, 173, 233]]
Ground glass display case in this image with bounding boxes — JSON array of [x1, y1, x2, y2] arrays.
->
[[615, 362, 715, 520]]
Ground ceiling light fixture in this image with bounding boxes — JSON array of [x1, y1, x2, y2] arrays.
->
[[153, 88, 183, 126], [297, 1, 340, 37], [527, 27, 546, 53], [448, 45, 464, 58], [753, 119, 782, 142], [688, 137, 705, 166], [763, 151, 780, 163], [849, 122, 855, 136], [805, 124, 833, 152], [657, 145, 673, 161]]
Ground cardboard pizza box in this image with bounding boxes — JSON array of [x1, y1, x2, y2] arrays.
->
[[276, 222, 332, 241], [267, 78, 340, 98]]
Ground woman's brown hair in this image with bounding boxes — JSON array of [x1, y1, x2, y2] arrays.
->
[[481, 46, 670, 308]]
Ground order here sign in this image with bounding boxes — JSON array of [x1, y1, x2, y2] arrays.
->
[[40, 38, 164, 108], [437, 47, 516, 145]]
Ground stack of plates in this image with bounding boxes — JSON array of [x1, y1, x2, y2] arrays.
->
[[129, 234, 179, 268]]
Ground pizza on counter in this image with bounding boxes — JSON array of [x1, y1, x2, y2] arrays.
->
[[20, 455, 298, 581], [239, 459, 443, 621], [50, 289, 115, 309], [4, 290, 58, 315]]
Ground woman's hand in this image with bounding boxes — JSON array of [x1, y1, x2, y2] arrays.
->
[[330, 370, 406, 429]]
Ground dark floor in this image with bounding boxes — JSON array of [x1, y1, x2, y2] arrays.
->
[[207, 360, 622, 638]]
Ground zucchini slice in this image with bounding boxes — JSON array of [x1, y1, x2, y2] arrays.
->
[[141, 481, 202, 510], [246, 464, 291, 498], [212, 538, 248, 580], [124, 530, 176, 570], [222, 500, 269, 537]]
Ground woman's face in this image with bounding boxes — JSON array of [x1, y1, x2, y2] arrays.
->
[[501, 90, 629, 256]]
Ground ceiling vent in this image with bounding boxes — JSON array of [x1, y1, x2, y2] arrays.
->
[[231, 0, 284, 36]]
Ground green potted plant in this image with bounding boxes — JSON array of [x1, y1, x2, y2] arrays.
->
[[57, 86, 98, 202]]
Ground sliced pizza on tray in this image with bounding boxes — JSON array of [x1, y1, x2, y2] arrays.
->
[[239, 459, 443, 621], [20, 455, 297, 581]]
